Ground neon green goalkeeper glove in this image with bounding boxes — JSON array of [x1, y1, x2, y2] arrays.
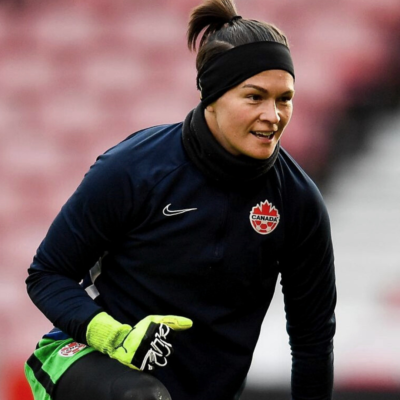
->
[[86, 312, 193, 371]]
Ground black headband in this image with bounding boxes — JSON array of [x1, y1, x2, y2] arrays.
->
[[197, 41, 295, 107]]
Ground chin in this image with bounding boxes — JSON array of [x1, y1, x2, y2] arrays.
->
[[244, 152, 273, 160], [248, 147, 277, 160]]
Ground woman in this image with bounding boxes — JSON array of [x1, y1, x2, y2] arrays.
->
[[25, 0, 336, 399]]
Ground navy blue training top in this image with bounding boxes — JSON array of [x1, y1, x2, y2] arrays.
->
[[27, 106, 336, 400]]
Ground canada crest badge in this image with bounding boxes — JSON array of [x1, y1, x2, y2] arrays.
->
[[249, 199, 280, 235]]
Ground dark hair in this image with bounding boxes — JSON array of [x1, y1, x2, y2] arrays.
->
[[187, 0, 290, 73]]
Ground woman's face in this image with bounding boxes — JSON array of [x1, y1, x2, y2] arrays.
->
[[204, 69, 294, 160]]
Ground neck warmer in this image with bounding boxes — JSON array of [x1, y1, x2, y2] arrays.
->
[[182, 104, 280, 185]]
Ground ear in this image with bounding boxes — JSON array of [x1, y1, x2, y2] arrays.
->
[[205, 104, 215, 113]]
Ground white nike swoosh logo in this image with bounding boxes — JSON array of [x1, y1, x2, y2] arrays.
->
[[162, 203, 197, 217]]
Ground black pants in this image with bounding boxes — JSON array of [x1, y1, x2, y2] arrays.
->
[[54, 351, 171, 400]]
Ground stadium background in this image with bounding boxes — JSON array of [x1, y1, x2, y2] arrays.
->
[[0, 0, 399, 398]]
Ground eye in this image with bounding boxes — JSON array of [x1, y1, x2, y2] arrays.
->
[[247, 94, 263, 102], [278, 94, 294, 103]]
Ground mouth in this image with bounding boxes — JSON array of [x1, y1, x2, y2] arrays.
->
[[251, 131, 276, 140]]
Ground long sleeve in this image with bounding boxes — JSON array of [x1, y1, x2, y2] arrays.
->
[[280, 177, 336, 400], [26, 149, 136, 343]]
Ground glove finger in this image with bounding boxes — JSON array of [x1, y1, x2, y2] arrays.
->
[[159, 315, 193, 331]]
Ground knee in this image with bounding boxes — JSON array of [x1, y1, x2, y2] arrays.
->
[[112, 372, 172, 400]]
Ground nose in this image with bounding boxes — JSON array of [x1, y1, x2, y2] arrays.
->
[[259, 100, 280, 125]]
